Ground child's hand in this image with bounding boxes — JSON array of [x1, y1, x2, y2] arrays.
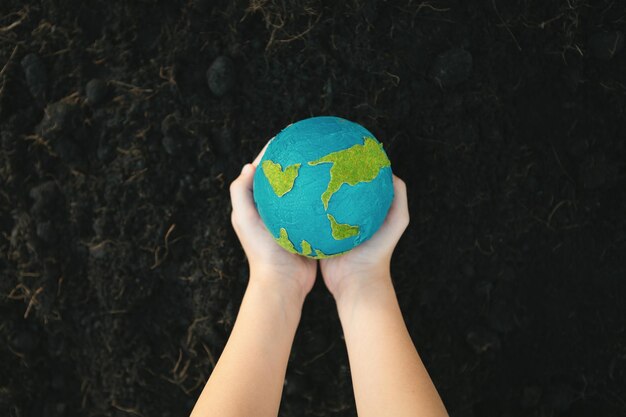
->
[[320, 175, 409, 303], [229, 141, 318, 304]]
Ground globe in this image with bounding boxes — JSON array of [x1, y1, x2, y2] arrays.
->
[[253, 116, 394, 258]]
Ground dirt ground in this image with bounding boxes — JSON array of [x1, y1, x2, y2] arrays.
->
[[1, 1, 625, 416]]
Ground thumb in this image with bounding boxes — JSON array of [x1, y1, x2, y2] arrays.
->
[[366, 175, 410, 251], [229, 163, 260, 226]]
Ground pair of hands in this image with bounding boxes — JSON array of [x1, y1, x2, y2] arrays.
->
[[229, 141, 410, 309]]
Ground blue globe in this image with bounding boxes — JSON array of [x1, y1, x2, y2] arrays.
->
[[253, 116, 394, 258]]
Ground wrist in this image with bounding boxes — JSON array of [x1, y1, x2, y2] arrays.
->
[[247, 271, 306, 318], [334, 271, 395, 316]]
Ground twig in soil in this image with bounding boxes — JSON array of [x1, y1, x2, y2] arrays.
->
[[124, 168, 148, 184], [111, 400, 144, 417], [474, 238, 494, 255], [537, 13, 564, 29], [109, 79, 154, 94], [23, 287, 43, 318], [0, 7, 29, 33], [202, 342, 216, 368], [414, 2, 451, 14], [7, 283, 43, 318], [151, 223, 180, 269], [492, 0, 522, 51], [274, 11, 322, 46], [302, 341, 336, 366], [547, 200, 571, 228], [0, 189, 10, 204], [186, 316, 210, 347], [23, 133, 55, 155], [550, 144, 575, 185], [0, 45, 18, 78]]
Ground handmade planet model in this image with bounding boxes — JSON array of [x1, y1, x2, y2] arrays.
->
[[253, 116, 394, 258]]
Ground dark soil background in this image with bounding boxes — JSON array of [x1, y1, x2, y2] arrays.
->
[[1, 1, 625, 416]]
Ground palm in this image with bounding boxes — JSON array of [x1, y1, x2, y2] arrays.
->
[[319, 236, 389, 297], [319, 174, 409, 297], [246, 213, 318, 295]]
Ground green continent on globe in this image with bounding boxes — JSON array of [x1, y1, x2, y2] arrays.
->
[[262, 160, 301, 197], [276, 228, 298, 254], [315, 249, 331, 258], [308, 137, 391, 209], [327, 213, 359, 240], [275, 228, 315, 257], [275, 228, 348, 258], [314, 249, 349, 259], [300, 240, 313, 256]]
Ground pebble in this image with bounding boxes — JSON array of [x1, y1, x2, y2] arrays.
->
[[161, 112, 185, 155], [588, 31, 624, 60], [85, 79, 110, 106], [20, 53, 47, 100], [37, 100, 77, 137], [206, 56, 235, 96], [429, 48, 473, 87]]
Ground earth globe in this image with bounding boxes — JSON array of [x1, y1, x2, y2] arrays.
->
[[253, 116, 394, 258]]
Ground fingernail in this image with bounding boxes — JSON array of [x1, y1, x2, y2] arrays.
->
[[241, 163, 251, 174]]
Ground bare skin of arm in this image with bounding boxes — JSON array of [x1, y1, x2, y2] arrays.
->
[[190, 143, 317, 417], [191, 138, 447, 416], [321, 176, 449, 417], [190, 277, 305, 417]]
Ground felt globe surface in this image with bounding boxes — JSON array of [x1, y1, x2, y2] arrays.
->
[[253, 116, 394, 258]]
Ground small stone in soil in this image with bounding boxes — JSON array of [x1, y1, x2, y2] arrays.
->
[[20, 53, 47, 100], [37, 101, 77, 137], [207, 56, 235, 97], [429, 48, 473, 87], [85, 79, 110, 106], [161, 112, 186, 155], [588, 31, 624, 60]]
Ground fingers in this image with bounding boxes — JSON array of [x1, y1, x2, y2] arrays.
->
[[231, 138, 274, 229], [366, 174, 409, 251], [389, 175, 410, 229], [229, 164, 259, 226]]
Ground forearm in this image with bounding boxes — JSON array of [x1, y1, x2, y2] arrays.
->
[[191, 277, 303, 417], [337, 275, 448, 417]]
